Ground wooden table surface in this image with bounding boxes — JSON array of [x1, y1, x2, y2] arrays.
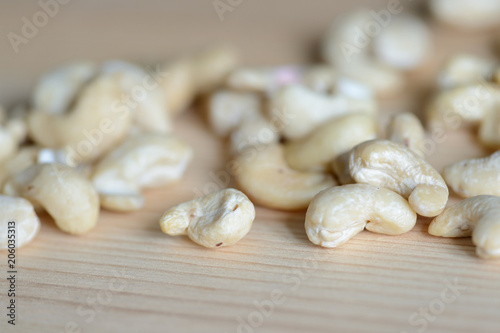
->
[[1, 1, 500, 332]]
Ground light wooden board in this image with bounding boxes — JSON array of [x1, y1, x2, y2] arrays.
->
[[1, 1, 500, 332]]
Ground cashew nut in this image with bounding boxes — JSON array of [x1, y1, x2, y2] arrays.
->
[[0, 147, 39, 188], [305, 184, 417, 248], [348, 140, 449, 217], [32, 62, 97, 115], [478, 106, 500, 149], [0, 195, 40, 250], [386, 112, 426, 158], [159, 188, 255, 248], [428, 195, 500, 259], [284, 113, 377, 172], [373, 15, 431, 70], [101, 60, 171, 134], [425, 83, 500, 131], [205, 90, 278, 153], [437, 54, 497, 89], [429, 0, 500, 30], [28, 72, 135, 163], [91, 134, 193, 212], [3, 164, 99, 235], [443, 151, 500, 198], [234, 144, 336, 210], [161, 45, 239, 117], [0, 112, 27, 163], [269, 84, 377, 139], [302, 65, 337, 94], [321, 10, 406, 97], [205, 90, 262, 137], [229, 111, 279, 154]]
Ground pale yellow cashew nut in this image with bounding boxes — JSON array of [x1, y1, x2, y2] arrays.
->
[[159, 188, 255, 248], [305, 184, 417, 248], [429, 195, 500, 259]]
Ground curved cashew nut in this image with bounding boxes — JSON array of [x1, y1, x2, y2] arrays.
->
[[234, 144, 336, 210], [159, 188, 255, 248], [229, 112, 279, 154], [161, 45, 239, 117], [428, 195, 500, 259], [305, 184, 417, 248], [373, 15, 431, 70], [0, 147, 39, 188], [478, 105, 500, 149], [429, 0, 500, 30], [425, 83, 500, 130], [0, 195, 40, 249], [321, 10, 406, 97], [0, 114, 27, 163], [32, 62, 97, 115], [206, 90, 278, 153], [101, 60, 171, 134], [284, 113, 377, 172], [91, 134, 193, 212], [3, 164, 99, 235], [443, 151, 500, 198], [348, 140, 449, 217], [206, 90, 262, 137], [269, 84, 377, 139], [386, 112, 426, 158], [28, 73, 135, 163], [437, 54, 497, 89]]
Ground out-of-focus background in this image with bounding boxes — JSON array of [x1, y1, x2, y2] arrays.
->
[[2, 1, 500, 333], [1, 0, 497, 106]]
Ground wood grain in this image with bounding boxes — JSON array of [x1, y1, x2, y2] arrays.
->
[[1, 1, 500, 332]]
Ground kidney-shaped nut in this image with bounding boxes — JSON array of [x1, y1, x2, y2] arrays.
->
[[0, 118, 26, 163], [32, 61, 171, 135], [3, 164, 99, 235], [429, 0, 500, 30], [0, 195, 40, 250], [101, 60, 172, 135], [235, 144, 336, 210], [270, 84, 377, 140], [161, 45, 239, 117], [321, 10, 405, 97], [425, 83, 500, 130], [229, 111, 279, 154], [91, 134, 193, 212], [428, 195, 500, 259], [0, 147, 39, 188], [348, 140, 449, 217], [159, 188, 255, 248], [32, 62, 97, 115], [206, 90, 262, 137], [478, 106, 500, 149], [284, 113, 377, 172], [373, 15, 431, 70], [437, 54, 497, 89], [28, 73, 135, 163], [443, 151, 500, 198], [386, 112, 426, 158], [305, 184, 417, 248]]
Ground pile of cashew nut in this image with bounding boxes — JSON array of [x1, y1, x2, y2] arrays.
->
[[2, 2, 500, 259], [1, 46, 237, 249]]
